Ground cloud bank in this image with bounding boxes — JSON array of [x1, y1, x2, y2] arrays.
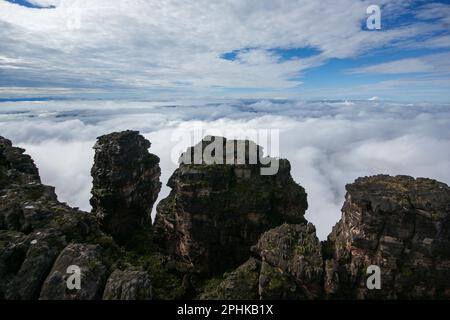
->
[[1, 99, 449, 239]]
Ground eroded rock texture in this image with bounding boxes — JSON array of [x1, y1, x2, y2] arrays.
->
[[0, 135, 154, 300], [324, 175, 450, 299], [40, 244, 108, 300], [2, 133, 450, 300], [154, 136, 308, 275], [200, 223, 323, 299], [254, 223, 323, 299], [103, 269, 152, 300], [201, 175, 450, 300], [90, 130, 161, 245], [199, 258, 261, 300], [0, 136, 104, 300]]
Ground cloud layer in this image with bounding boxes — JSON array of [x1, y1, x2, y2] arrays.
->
[[1, 99, 449, 239], [1, 0, 450, 99]]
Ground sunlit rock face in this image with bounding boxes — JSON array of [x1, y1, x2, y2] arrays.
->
[[90, 130, 161, 245], [154, 136, 308, 275], [324, 175, 450, 299]]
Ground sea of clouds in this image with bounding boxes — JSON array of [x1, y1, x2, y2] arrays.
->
[[1, 99, 450, 239]]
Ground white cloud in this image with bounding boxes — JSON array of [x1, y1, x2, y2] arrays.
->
[[349, 52, 450, 75], [1, 99, 449, 239], [0, 0, 448, 96]]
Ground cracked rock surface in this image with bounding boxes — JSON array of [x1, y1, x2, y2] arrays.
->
[[324, 175, 450, 299], [154, 136, 308, 275], [90, 130, 161, 245]]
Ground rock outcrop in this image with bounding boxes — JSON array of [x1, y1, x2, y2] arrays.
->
[[40, 244, 108, 300], [90, 130, 161, 245], [200, 223, 323, 300], [103, 269, 152, 300], [2, 133, 450, 300], [0, 135, 155, 300], [199, 258, 261, 300], [324, 175, 450, 299], [0, 136, 104, 299], [200, 176, 450, 300], [154, 136, 308, 275], [253, 223, 323, 299]]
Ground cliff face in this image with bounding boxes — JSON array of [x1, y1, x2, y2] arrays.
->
[[1, 132, 450, 300], [154, 136, 308, 275], [324, 175, 450, 299], [90, 130, 161, 245]]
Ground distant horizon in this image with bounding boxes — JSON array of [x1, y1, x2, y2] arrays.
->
[[2, 96, 450, 104]]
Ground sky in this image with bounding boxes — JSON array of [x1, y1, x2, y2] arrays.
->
[[0, 0, 450, 101]]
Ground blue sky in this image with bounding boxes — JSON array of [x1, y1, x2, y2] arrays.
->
[[1, 0, 450, 102]]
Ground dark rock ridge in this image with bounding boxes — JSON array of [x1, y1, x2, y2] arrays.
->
[[0, 136, 153, 300], [154, 136, 308, 275], [90, 130, 161, 245], [1, 132, 450, 300]]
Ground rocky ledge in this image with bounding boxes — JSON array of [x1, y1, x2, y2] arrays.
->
[[1, 132, 449, 300]]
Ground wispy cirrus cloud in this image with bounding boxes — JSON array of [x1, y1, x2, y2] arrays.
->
[[349, 52, 450, 75]]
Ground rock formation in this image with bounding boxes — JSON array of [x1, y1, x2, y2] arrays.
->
[[90, 130, 161, 245], [1, 136, 101, 299], [253, 223, 323, 299], [40, 244, 108, 300], [154, 136, 308, 275], [202, 175, 450, 300], [0, 135, 153, 300], [103, 269, 152, 300], [200, 223, 323, 299], [1, 133, 450, 300], [324, 175, 450, 299]]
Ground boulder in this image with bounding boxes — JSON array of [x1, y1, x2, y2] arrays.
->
[[40, 243, 108, 300], [253, 223, 323, 299], [103, 269, 152, 300]]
